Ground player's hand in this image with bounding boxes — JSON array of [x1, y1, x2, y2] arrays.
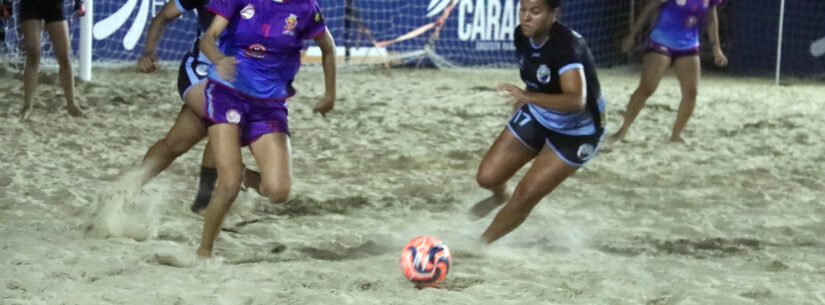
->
[[713, 47, 728, 67], [74, 0, 86, 17], [620, 35, 634, 53], [137, 54, 158, 73], [498, 83, 527, 102], [216, 56, 237, 82], [313, 93, 335, 118]]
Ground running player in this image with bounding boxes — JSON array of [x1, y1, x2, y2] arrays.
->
[[196, 0, 336, 257], [135, 0, 262, 214], [470, 0, 606, 244], [612, 0, 727, 143], [18, 0, 86, 120]]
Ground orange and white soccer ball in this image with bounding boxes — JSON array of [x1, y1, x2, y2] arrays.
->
[[400, 236, 451, 287]]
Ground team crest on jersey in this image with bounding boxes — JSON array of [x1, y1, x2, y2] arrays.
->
[[537, 65, 551, 84], [577, 143, 595, 161], [283, 14, 298, 36], [195, 63, 209, 77], [240, 4, 255, 19], [226, 109, 241, 124]]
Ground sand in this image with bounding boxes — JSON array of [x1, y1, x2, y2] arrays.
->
[[1, 63, 824, 305]]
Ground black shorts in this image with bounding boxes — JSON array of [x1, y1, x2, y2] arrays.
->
[[507, 105, 603, 166], [177, 51, 211, 100], [20, 0, 65, 23]]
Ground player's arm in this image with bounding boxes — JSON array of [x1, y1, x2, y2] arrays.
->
[[705, 6, 728, 66], [622, 0, 664, 52], [200, 15, 236, 81], [499, 68, 586, 113], [138, 1, 184, 72], [312, 29, 336, 117]]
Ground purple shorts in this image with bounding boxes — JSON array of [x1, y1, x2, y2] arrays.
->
[[645, 40, 699, 60], [203, 80, 290, 146]]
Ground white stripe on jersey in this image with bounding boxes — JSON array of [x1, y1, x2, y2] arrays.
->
[[559, 63, 584, 75]]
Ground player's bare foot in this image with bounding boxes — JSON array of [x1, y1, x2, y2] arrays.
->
[[196, 247, 212, 258], [608, 130, 627, 143], [67, 104, 86, 118], [19, 104, 33, 121], [669, 134, 689, 145], [469, 191, 510, 220]]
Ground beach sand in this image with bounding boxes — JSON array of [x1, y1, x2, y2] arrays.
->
[[1, 64, 824, 304]]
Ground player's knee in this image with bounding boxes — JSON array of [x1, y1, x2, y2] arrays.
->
[[55, 54, 71, 68], [214, 175, 242, 201], [261, 182, 290, 203], [25, 50, 41, 65], [476, 169, 502, 190], [681, 86, 698, 100], [510, 185, 542, 213]]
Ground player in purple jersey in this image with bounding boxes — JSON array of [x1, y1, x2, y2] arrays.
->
[[196, 0, 336, 257], [18, 0, 86, 121], [134, 0, 263, 214], [612, 0, 727, 143]]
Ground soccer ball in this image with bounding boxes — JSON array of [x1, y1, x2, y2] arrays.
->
[[400, 236, 451, 287]]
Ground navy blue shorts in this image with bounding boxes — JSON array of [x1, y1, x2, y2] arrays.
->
[[20, 0, 65, 23], [177, 51, 211, 100], [507, 105, 603, 166]]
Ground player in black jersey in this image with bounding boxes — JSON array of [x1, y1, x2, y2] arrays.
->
[[135, 0, 261, 214], [470, 0, 606, 244], [18, 0, 86, 120]]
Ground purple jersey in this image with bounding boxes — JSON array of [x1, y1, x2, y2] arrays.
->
[[207, 0, 326, 99], [649, 0, 722, 50]]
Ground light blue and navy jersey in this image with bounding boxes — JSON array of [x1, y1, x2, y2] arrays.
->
[[514, 23, 605, 136], [174, 0, 214, 55], [650, 0, 723, 50], [207, 0, 326, 99]]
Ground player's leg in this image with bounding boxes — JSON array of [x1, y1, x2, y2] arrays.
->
[[481, 146, 579, 244], [20, 19, 42, 121], [139, 104, 208, 185], [197, 123, 244, 257], [249, 133, 292, 203], [670, 55, 700, 143], [611, 52, 671, 141], [471, 123, 538, 220], [44, 20, 83, 117]]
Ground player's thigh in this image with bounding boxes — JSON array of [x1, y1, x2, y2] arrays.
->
[[20, 20, 43, 55], [672, 56, 700, 95], [477, 127, 537, 187], [511, 146, 579, 206], [249, 132, 292, 191], [164, 105, 208, 151], [638, 53, 672, 91], [43, 21, 71, 61], [208, 123, 244, 183], [183, 80, 208, 118]]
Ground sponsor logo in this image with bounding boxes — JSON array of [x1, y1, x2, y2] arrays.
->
[[93, 0, 154, 50], [315, 12, 322, 22], [577, 143, 595, 161], [241, 4, 255, 19], [676, 0, 686, 6], [537, 64, 551, 84], [430, 0, 520, 51], [226, 109, 241, 124], [244, 44, 267, 59], [283, 14, 298, 35]]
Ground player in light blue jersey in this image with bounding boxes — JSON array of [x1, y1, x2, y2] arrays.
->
[[470, 0, 606, 244], [612, 0, 727, 143], [196, 0, 336, 257]]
